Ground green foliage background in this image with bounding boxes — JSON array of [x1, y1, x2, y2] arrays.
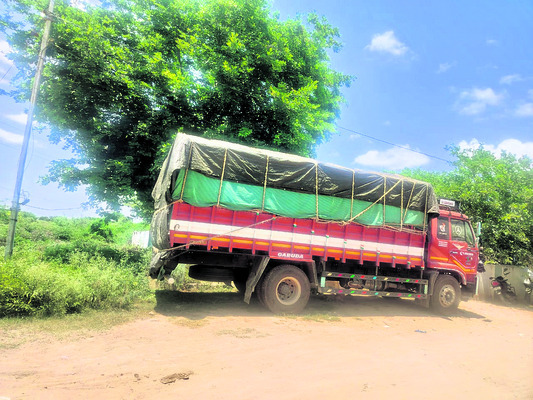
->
[[403, 146, 533, 266], [1, 0, 352, 216], [0, 207, 152, 317]]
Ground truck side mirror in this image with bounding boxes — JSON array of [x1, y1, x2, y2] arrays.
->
[[475, 222, 482, 246]]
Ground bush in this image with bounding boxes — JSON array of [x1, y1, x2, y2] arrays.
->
[[0, 252, 151, 317], [43, 240, 150, 274], [0, 206, 153, 317]]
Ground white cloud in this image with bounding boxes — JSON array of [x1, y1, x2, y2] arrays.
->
[[500, 74, 523, 85], [6, 113, 28, 125], [354, 145, 430, 170], [0, 128, 23, 145], [486, 39, 499, 46], [456, 87, 504, 115], [515, 103, 533, 117], [0, 40, 13, 66], [459, 138, 533, 159], [365, 31, 409, 56], [70, 0, 101, 11], [437, 62, 456, 74]]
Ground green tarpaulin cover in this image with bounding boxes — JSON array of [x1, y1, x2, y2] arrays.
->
[[150, 133, 438, 256]]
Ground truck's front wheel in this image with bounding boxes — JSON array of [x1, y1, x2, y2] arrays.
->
[[430, 275, 461, 314], [261, 265, 310, 314]]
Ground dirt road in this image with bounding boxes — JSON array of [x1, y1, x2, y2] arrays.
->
[[1, 292, 532, 400]]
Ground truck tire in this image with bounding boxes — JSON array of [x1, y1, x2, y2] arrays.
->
[[233, 269, 249, 294], [430, 275, 461, 314], [255, 277, 266, 306], [261, 265, 310, 314], [233, 279, 247, 294]]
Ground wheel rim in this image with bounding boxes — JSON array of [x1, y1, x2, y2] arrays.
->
[[275, 277, 301, 306], [439, 284, 456, 307]]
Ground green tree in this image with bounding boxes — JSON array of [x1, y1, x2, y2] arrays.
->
[[403, 147, 533, 265], [1, 0, 352, 216]]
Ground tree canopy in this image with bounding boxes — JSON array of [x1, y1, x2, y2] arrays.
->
[[1, 0, 352, 216], [403, 147, 533, 266]]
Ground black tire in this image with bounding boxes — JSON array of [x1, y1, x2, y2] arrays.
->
[[233, 279, 247, 294], [233, 269, 249, 294], [255, 276, 266, 305], [261, 265, 310, 314], [430, 275, 461, 314], [501, 288, 518, 304]]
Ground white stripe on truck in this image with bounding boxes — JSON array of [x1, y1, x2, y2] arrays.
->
[[170, 219, 424, 258]]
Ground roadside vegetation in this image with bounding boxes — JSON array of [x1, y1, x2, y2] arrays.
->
[[0, 207, 153, 317], [402, 146, 533, 266]]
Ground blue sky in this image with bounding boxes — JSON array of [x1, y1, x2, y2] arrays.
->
[[1, 0, 532, 217]]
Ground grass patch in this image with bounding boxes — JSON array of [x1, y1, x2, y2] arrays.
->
[[0, 207, 153, 318], [300, 312, 341, 323], [157, 264, 237, 293], [171, 317, 209, 329], [216, 328, 269, 338], [0, 251, 153, 317]]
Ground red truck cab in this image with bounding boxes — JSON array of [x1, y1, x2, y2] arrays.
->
[[427, 201, 480, 295]]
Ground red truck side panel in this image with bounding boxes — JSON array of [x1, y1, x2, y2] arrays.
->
[[170, 203, 426, 269]]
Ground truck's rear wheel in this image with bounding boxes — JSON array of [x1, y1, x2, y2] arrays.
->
[[430, 275, 461, 314], [261, 265, 310, 314], [233, 269, 249, 294], [233, 279, 247, 294], [255, 276, 266, 305]]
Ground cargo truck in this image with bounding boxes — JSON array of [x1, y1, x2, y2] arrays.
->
[[150, 134, 481, 314]]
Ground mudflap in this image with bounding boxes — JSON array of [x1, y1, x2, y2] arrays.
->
[[244, 256, 270, 304]]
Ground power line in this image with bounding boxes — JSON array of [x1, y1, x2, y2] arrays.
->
[[0, 119, 27, 131], [0, 64, 14, 82], [337, 125, 452, 164], [0, 138, 66, 163], [0, 140, 21, 150], [22, 204, 82, 211]]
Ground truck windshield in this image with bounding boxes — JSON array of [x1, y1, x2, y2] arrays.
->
[[451, 219, 475, 247]]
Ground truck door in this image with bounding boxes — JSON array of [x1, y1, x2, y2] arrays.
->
[[430, 216, 452, 264], [428, 216, 479, 280], [448, 218, 479, 276]]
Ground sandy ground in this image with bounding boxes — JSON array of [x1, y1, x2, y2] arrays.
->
[[1, 292, 532, 400]]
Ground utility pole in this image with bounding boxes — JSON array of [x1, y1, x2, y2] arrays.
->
[[4, 0, 55, 259]]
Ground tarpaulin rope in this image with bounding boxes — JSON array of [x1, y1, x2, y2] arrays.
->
[[403, 181, 416, 226], [261, 156, 270, 211], [400, 179, 404, 231], [350, 170, 355, 220], [216, 148, 228, 207], [179, 145, 194, 201], [315, 162, 319, 219], [348, 179, 402, 223], [383, 176, 387, 224], [422, 183, 429, 233]]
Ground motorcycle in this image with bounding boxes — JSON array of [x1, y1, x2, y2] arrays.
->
[[489, 268, 517, 304], [524, 268, 533, 306]]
